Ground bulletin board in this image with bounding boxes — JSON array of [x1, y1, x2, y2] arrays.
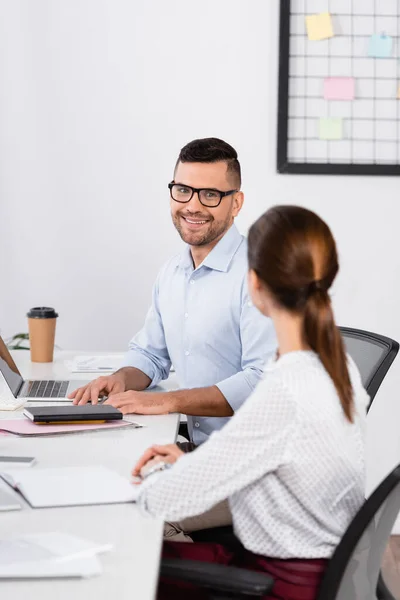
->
[[277, 0, 400, 175]]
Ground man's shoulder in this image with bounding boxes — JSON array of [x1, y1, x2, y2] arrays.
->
[[155, 252, 183, 283]]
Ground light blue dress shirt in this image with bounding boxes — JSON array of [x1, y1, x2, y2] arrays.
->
[[123, 224, 277, 445]]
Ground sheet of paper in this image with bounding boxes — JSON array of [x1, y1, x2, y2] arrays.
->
[[324, 77, 355, 100], [305, 12, 334, 41], [368, 34, 393, 58], [319, 117, 343, 140], [0, 556, 101, 578], [0, 465, 140, 508], [0, 532, 111, 564], [0, 419, 140, 437], [0, 532, 106, 578], [65, 355, 124, 373]]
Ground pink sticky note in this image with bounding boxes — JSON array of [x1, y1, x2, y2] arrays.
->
[[324, 77, 355, 100]]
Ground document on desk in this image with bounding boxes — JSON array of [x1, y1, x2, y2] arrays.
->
[[0, 532, 109, 578], [66, 355, 124, 373], [0, 466, 140, 508], [0, 555, 101, 579], [0, 419, 142, 437]]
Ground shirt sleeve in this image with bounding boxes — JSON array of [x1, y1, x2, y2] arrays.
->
[[122, 270, 171, 388], [135, 374, 296, 521], [215, 288, 277, 412]]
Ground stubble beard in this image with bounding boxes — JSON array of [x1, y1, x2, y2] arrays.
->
[[172, 212, 232, 247]]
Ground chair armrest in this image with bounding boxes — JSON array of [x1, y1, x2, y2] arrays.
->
[[160, 559, 274, 597]]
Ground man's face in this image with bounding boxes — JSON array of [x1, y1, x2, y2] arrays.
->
[[170, 161, 243, 247]]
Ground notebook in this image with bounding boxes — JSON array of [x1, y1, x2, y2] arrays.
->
[[23, 405, 123, 423], [0, 466, 140, 508]]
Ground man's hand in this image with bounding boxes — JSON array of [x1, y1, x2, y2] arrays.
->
[[104, 390, 172, 415], [69, 373, 126, 405], [132, 444, 184, 479]]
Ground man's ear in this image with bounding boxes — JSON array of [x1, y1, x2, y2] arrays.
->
[[232, 191, 244, 217]]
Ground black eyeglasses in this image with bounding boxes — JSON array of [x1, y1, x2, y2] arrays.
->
[[168, 182, 238, 208]]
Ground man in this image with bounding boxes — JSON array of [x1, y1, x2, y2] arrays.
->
[[70, 137, 276, 446]]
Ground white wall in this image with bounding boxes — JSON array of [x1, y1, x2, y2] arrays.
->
[[1, 0, 400, 516]]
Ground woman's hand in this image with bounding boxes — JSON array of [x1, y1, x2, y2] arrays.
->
[[132, 444, 184, 479]]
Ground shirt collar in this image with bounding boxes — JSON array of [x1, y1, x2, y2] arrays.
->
[[178, 224, 243, 273]]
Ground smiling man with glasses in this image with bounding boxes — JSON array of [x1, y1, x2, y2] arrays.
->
[[70, 138, 276, 447]]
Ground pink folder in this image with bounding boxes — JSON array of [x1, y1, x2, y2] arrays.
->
[[0, 419, 140, 436]]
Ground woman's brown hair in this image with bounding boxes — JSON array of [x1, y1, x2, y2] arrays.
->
[[248, 205, 353, 422]]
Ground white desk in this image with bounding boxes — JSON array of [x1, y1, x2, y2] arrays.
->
[[0, 351, 180, 600]]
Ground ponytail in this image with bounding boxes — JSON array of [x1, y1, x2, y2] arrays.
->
[[303, 289, 354, 422], [248, 205, 354, 421]]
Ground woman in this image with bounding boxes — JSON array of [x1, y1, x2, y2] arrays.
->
[[132, 205, 368, 600]]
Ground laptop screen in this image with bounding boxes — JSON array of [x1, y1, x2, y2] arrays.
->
[[0, 337, 23, 397]]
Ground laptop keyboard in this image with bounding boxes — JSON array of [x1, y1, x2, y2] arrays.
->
[[25, 380, 69, 398]]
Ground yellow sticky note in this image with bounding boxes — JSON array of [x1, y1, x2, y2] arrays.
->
[[306, 12, 334, 41], [397, 84, 400, 99]]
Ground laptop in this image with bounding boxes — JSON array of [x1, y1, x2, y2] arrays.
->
[[0, 336, 89, 404]]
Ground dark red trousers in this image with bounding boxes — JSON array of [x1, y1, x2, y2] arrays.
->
[[158, 541, 328, 600]]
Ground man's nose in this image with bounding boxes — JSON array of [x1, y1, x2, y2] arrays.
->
[[186, 190, 204, 212]]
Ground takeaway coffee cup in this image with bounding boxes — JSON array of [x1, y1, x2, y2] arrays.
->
[[27, 307, 59, 363]]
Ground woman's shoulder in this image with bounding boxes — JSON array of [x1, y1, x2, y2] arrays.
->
[[263, 350, 369, 409], [258, 351, 322, 405], [263, 350, 323, 383]]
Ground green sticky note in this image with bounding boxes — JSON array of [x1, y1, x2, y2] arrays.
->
[[319, 117, 343, 140]]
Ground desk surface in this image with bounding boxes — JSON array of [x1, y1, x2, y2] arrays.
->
[[0, 351, 180, 600]]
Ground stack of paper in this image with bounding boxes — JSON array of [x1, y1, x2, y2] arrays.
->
[[65, 355, 124, 373], [0, 532, 112, 579]]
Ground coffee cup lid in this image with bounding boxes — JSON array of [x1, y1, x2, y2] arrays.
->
[[27, 307, 59, 319]]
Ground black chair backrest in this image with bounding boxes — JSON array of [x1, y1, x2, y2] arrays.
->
[[340, 327, 399, 409], [316, 464, 400, 600]]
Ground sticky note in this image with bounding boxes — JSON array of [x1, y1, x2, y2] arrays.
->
[[324, 77, 355, 101], [319, 118, 343, 140], [305, 13, 334, 41], [368, 34, 393, 58], [397, 84, 400, 99]]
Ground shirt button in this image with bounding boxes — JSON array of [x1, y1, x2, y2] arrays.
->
[[185, 350, 190, 356], [194, 422, 200, 428], [190, 280, 195, 285], [184, 313, 188, 319]]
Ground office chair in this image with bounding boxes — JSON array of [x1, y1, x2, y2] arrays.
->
[[339, 327, 399, 410], [161, 464, 400, 599]]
